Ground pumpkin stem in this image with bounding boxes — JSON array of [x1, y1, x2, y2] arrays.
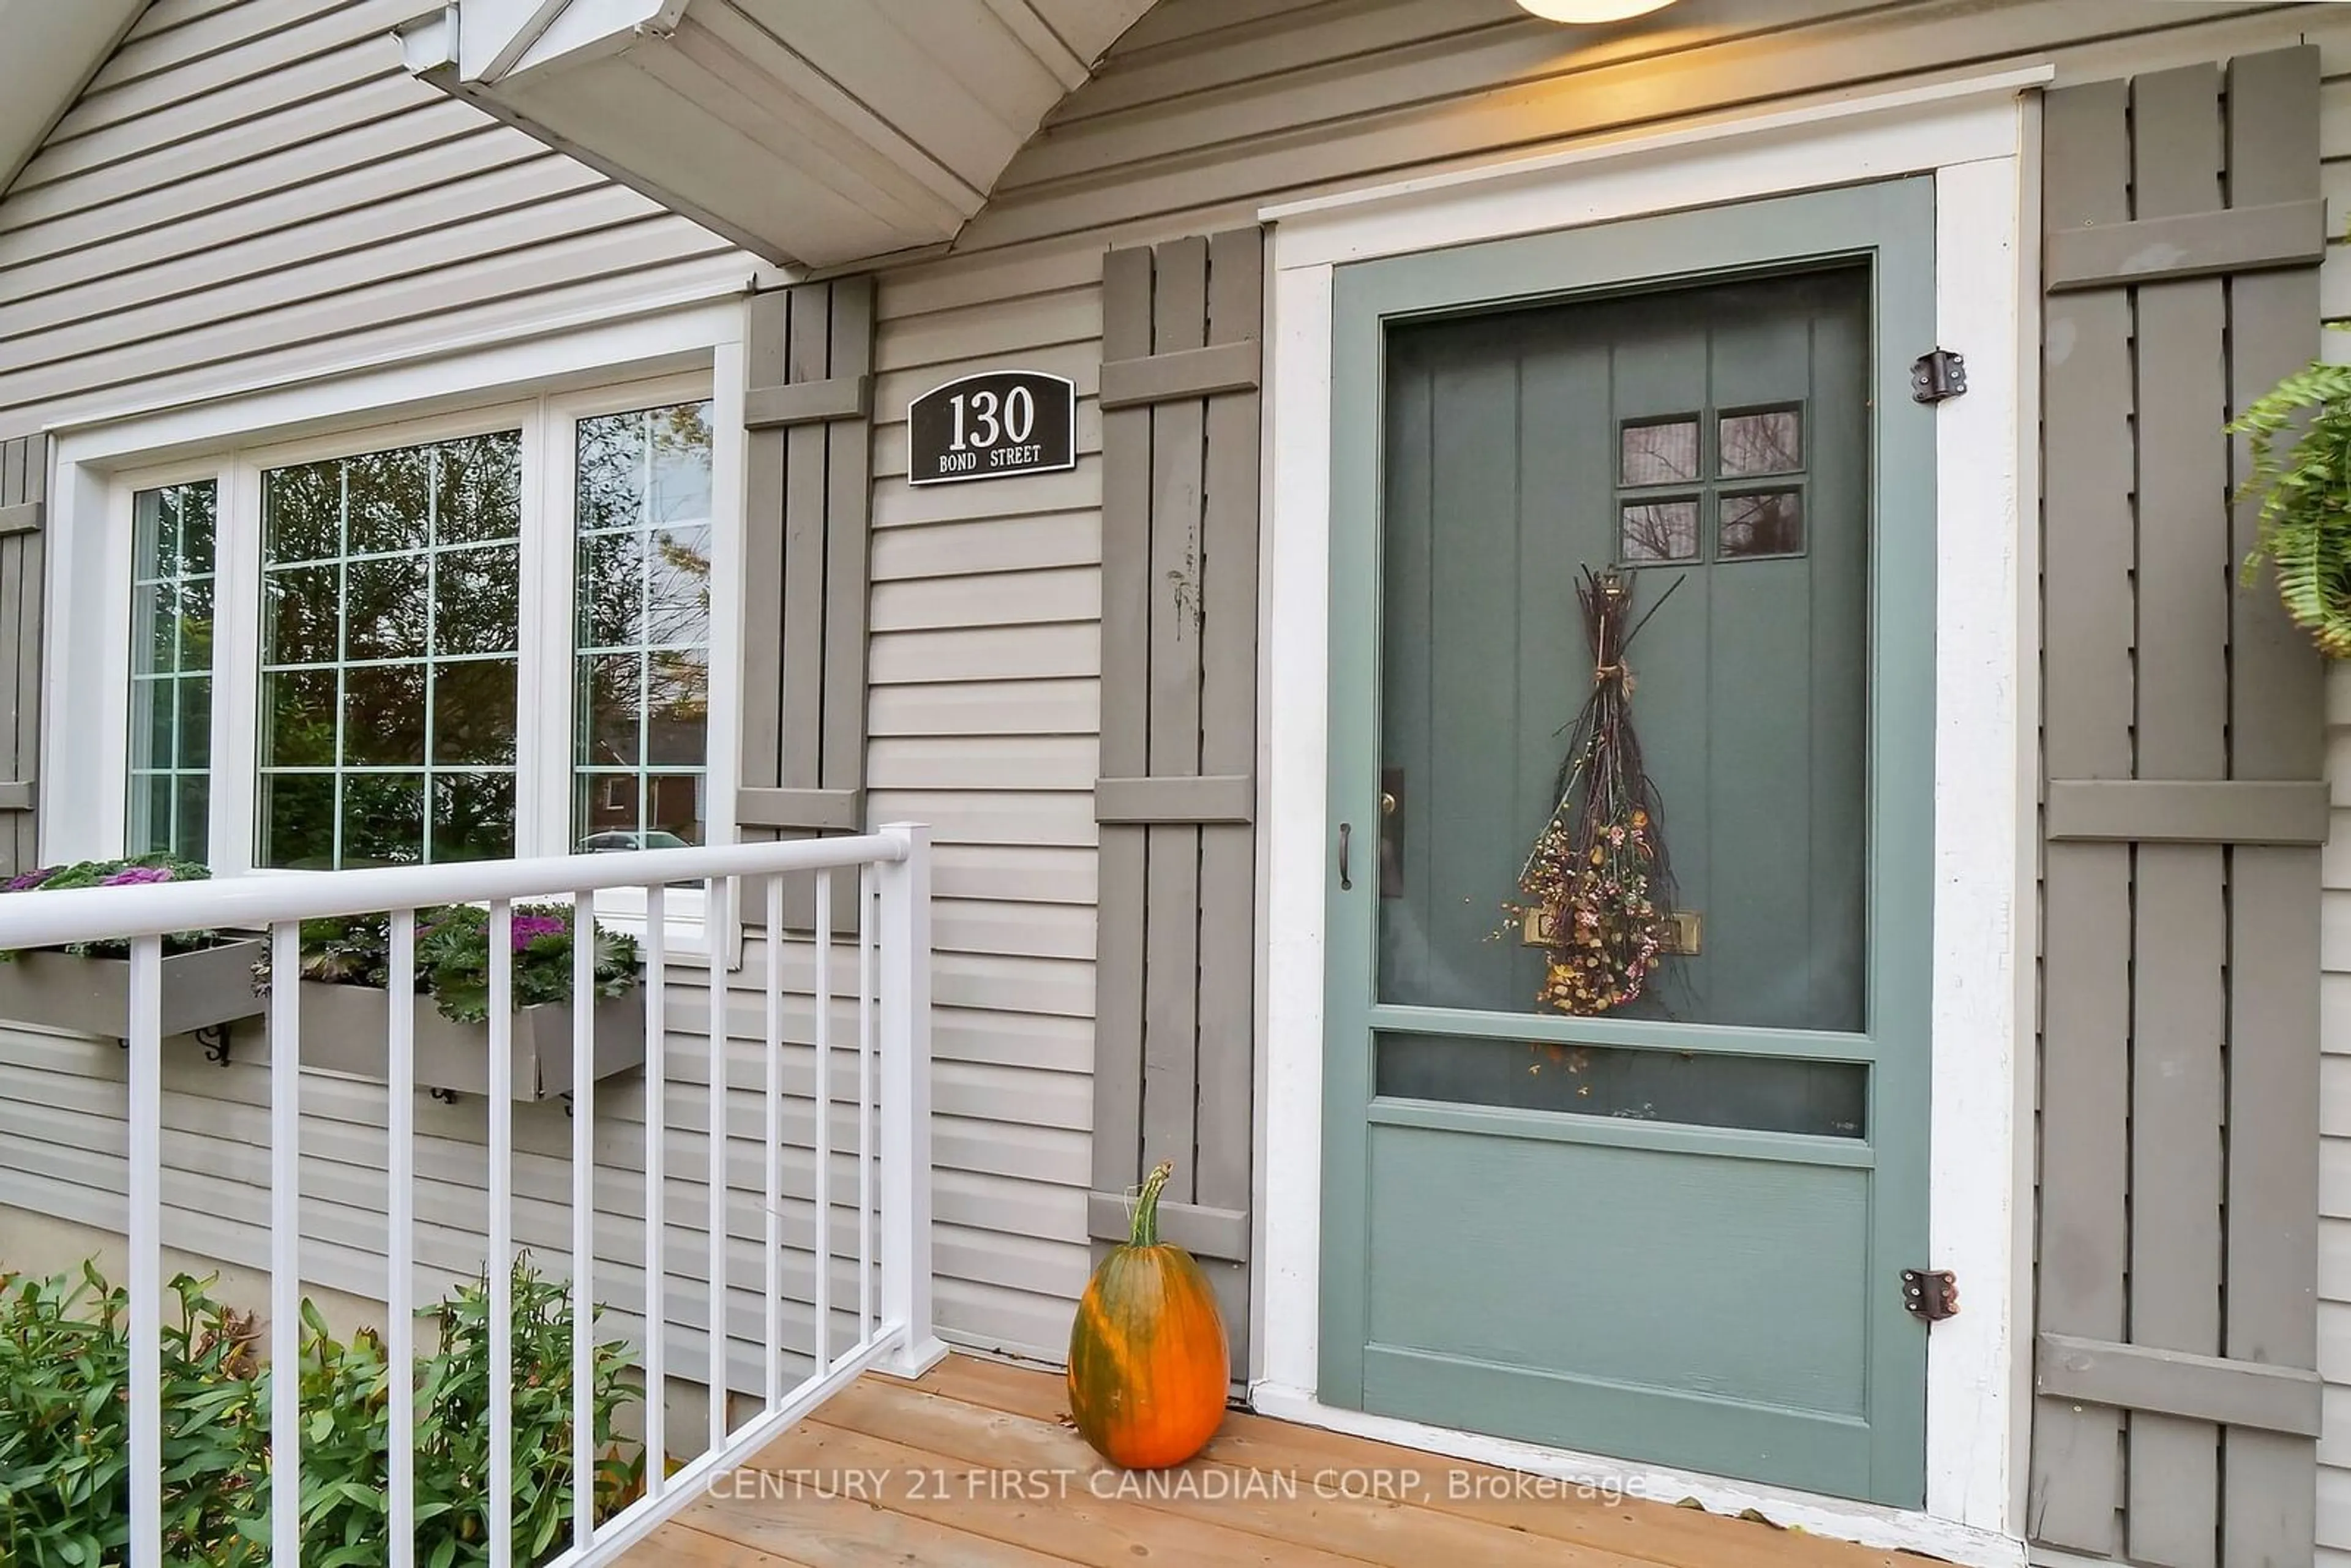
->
[[1131, 1161, 1175, 1248]]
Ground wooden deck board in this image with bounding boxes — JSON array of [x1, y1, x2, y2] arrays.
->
[[629, 1354, 1916, 1568]]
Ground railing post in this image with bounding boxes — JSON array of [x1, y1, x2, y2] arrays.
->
[[875, 823, 946, 1378], [126, 936, 163, 1568]]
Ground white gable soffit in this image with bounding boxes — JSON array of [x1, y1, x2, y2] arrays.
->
[[400, 0, 1152, 271], [0, 0, 149, 196]]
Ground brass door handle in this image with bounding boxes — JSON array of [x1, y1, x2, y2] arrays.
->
[[1378, 768, 1404, 898]]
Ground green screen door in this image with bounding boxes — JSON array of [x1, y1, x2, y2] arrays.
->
[[1321, 179, 1937, 1507]]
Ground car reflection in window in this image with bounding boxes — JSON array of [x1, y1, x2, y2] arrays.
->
[[576, 828, 699, 890]]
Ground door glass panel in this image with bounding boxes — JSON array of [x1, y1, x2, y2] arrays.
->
[[1377, 267, 1869, 1032], [1720, 489, 1804, 558], [1719, 407, 1802, 477], [1619, 499, 1698, 562], [1619, 417, 1699, 486], [1375, 1032, 1866, 1138]]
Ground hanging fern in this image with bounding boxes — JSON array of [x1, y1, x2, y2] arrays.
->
[[2230, 341, 2351, 658]]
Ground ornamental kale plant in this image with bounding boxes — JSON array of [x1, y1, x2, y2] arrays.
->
[[0, 855, 222, 958], [258, 903, 640, 1024], [0, 1259, 644, 1568]]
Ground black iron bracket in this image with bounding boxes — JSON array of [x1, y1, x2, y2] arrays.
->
[[1911, 349, 1967, 403], [1902, 1268, 1959, 1324], [117, 1025, 235, 1065]]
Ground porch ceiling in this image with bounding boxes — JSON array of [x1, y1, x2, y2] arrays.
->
[[399, 0, 1154, 270]]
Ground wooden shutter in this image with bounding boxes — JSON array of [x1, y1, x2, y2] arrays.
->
[[1093, 228, 1263, 1379], [2032, 49, 2325, 1566], [739, 277, 873, 931], [0, 434, 42, 874]]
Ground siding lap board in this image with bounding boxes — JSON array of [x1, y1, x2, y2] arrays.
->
[[2317, 40, 2351, 1564]]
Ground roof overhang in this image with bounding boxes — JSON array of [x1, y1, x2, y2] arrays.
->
[[0, 0, 150, 197], [400, 0, 1149, 271]]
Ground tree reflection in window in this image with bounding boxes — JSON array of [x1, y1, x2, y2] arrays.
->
[[1619, 499, 1700, 562], [573, 402, 713, 852], [1718, 408, 1802, 478], [1619, 418, 1700, 486], [258, 433, 522, 868], [1720, 490, 1804, 557]]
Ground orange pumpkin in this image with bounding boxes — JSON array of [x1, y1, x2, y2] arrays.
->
[[1066, 1160, 1229, 1469]]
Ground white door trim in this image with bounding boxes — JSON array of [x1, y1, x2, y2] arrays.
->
[[1255, 74, 2035, 1566]]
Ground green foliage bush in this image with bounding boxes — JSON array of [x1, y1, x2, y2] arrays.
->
[[0, 1258, 643, 1567], [2232, 346, 2351, 657]]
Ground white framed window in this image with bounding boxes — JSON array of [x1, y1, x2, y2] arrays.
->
[[89, 361, 733, 945]]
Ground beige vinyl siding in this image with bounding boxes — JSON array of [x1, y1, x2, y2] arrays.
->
[[7, 0, 2351, 1458], [2319, 40, 2351, 1560], [948, 0, 2331, 258], [860, 254, 1106, 1357], [0, 1013, 732, 1376], [867, 327, 1104, 1352], [0, 0, 745, 434], [0, 954, 1090, 1382]]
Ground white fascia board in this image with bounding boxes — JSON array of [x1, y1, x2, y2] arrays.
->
[[397, 6, 460, 76], [506, 0, 689, 81], [457, 0, 570, 82], [0, 0, 147, 197], [416, 0, 684, 86]]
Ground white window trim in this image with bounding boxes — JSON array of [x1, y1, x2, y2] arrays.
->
[[45, 306, 746, 959], [1254, 73, 2039, 1566]]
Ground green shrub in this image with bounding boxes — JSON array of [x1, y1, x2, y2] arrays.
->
[[0, 1258, 643, 1567]]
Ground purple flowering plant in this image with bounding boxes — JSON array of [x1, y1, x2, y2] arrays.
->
[[0, 855, 222, 959], [259, 902, 639, 1025]]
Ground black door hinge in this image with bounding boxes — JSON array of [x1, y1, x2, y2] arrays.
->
[[1911, 349, 1967, 403], [1902, 1268, 1959, 1324]]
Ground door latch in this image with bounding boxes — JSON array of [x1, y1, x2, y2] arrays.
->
[[1378, 767, 1404, 898], [1902, 1268, 1959, 1324], [1911, 349, 1967, 403]]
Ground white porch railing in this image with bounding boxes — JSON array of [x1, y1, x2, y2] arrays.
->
[[0, 824, 945, 1568]]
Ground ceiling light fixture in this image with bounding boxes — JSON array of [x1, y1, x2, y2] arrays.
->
[[1514, 0, 1678, 21]]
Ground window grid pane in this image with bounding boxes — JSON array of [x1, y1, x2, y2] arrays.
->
[[574, 402, 712, 852], [128, 480, 217, 860], [258, 432, 522, 868]]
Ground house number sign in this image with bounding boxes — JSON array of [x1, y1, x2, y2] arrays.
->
[[907, 370, 1076, 486]]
